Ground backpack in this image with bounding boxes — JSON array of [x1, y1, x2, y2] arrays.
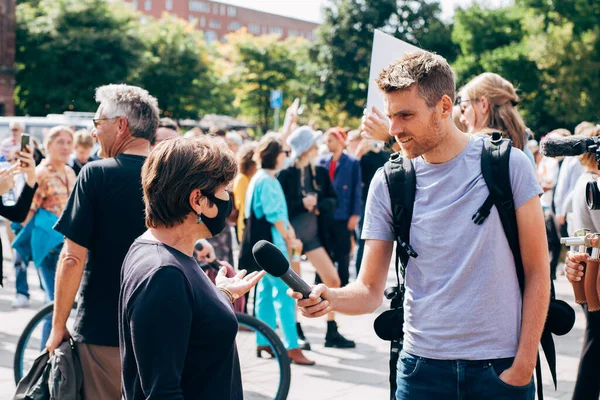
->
[[376, 132, 573, 400]]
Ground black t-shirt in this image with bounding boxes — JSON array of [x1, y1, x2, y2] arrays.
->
[[54, 154, 147, 347], [360, 150, 390, 202], [119, 239, 242, 400]]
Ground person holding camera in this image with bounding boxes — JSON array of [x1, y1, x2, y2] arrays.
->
[[564, 124, 600, 400], [292, 51, 549, 399]]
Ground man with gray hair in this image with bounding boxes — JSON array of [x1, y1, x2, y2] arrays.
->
[[47, 84, 159, 399], [1, 120, 25, 158], [293, 52, 550, 399]]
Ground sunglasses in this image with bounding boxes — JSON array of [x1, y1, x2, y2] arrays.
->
[[282, 150, 291, 156]]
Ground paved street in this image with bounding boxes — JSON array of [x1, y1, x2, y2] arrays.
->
[[0, 223, 585, 399]]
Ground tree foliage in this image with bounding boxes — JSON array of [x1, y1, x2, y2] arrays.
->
[[15, 0, 143, 115], [218, 29, 316, 131], [134, 15, 222, 119], [311, 0, 457, 119]]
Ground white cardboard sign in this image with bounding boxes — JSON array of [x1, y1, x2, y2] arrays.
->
[[366, 30, 423, 114]]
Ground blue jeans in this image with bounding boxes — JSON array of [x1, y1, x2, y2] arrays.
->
[[37, 247, 61, 351], [396, 351, 535, 400], [14, 251, 29, 298]]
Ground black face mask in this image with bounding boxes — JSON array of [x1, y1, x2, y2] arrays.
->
[[200, 193, 232, 236]]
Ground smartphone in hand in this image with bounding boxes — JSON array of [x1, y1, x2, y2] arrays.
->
[[20, 133, 31, 167]]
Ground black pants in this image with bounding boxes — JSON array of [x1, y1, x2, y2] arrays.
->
[[329, 219, 351, 287], [545, 212, 561, 279], [573, 304, 600, 400]]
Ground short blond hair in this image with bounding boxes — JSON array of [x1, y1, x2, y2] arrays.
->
[[376, 51, 456, 107], [44, 125, 74, 150]]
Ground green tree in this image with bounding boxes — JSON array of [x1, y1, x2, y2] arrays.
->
[[311, 0, 457, 119], [15, 0, 143, 115], [134, 14, 228, 119], [219, 29, 314, 131]]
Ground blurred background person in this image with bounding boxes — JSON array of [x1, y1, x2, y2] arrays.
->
[[120, 137, 264, 400], [564, 123, 600, 400], [1, 120, 25, 159], [554, 122, 591, 237], [0, 147, 38, 308], [278, 126, 356, 349], [318, 127, 362, 287], [151, 117, 179, 149], [346, 129, 389, 273], [68, 129, 95, 176], [457, 72, 535, 166], [232, 143, 257, 243], [16, 126, 76, 347], [226, 131, 243, 154], [246, 135, 314, 365]]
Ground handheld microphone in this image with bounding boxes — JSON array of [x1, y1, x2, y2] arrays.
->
[[252, 240, 313, 299], [540, 135, 598, 157]]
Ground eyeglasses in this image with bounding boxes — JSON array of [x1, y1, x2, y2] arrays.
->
[[456, 97, 479, 114], [92, 117, 120, 129]]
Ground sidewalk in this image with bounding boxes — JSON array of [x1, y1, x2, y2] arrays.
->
[[0, 244, 585, 399]]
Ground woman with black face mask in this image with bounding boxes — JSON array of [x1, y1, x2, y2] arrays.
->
[[119, 137, 265, 400]]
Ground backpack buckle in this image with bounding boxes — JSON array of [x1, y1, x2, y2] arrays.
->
[[491, 131, 503, 143], [401, 241, 418, 258], [472, 207, 490, 225]]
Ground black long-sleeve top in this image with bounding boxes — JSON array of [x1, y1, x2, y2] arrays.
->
[[277, 164, 338, 219], [0, 182, 38, 287], [119, 239, 242, 400]]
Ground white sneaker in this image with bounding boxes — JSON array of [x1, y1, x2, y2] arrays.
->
[[11, 294, 30, 308]]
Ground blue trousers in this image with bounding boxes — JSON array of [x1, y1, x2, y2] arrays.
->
[[37, 248, 60, 351], [255, 275, 299, 350], [396, 351, 535, 400], [14, 251, 30, 297]]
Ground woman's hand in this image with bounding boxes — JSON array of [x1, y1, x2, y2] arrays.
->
[[302, 195, 317, 212], [360, 107, 390, 142], [216, 268, 266, 299], [16, 146, 36, 188], [0, 164, 17, 196]]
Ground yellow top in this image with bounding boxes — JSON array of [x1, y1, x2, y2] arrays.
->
[[232, 173, 250, 242]]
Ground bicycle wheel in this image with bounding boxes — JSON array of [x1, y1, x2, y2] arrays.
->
[[236, 312, 291, 400], [13, 302, 77, 384]]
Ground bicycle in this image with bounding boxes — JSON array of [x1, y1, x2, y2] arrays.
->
[[14, 302, 292, 400]]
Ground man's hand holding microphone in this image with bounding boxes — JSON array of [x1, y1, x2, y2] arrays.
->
[[288, 284, 335, 318]]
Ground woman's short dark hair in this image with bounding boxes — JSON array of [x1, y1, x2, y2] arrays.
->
[[255, 135, 282, 170], [142, 137, 237, 228]]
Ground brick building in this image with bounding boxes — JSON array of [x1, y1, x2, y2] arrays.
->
[[0, 0, 16, 116], [125, 0, 318, 43]]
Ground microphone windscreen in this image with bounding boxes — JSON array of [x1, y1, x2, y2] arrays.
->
[[540, 135, 592, 157], [252, 240, 289, 277]]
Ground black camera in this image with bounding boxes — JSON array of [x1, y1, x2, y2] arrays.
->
[[586, 180, 600, 210]]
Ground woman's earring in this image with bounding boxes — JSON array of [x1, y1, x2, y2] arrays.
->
[[197, 213, 202, 224]]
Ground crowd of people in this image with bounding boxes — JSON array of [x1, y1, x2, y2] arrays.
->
[[0, 49, 597, 400]]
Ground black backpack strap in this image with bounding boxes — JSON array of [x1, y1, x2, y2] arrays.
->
[[479, 133, 554, 399], [382, 153, 417, 400]]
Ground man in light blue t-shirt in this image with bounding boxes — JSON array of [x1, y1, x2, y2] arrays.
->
[[291, 51, 550, 400]]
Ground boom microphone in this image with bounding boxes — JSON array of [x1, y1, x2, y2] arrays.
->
[[540, 135, 598, 157], [252, 240, 313, 299]]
